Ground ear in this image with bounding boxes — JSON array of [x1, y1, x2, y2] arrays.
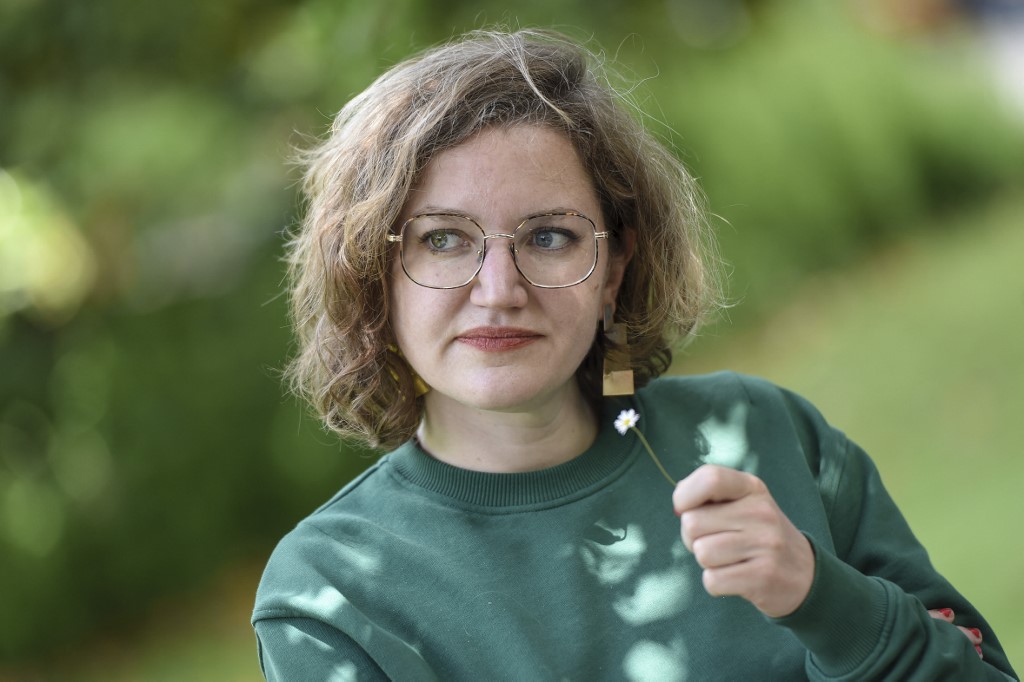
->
[[602, 227, 636, 310]]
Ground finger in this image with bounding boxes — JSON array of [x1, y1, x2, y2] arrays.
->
[[680, 495, 764, 553], [673, 465, 763, 515], [699, 545, 813, 618], [927, 609, 984, 657], [680, 505, 741, 553], [699, 558, 751, 599], [957, 626, 983, 646], [690, 517, 814, 618], [698, 558, 803, 612], [690, 530, 750, 569], [681, 489, 782, 540], [680, 502, 728, 548], [684, 496, 797, 567]]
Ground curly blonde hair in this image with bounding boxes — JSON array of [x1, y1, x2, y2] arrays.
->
[[286, 28, 723, 449]]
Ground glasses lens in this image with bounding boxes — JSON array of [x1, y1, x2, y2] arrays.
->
[[513, 214, 597, 287], [401, 215, 483, 288]]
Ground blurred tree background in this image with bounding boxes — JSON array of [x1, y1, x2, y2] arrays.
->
[[2, 0, 1022, 676]]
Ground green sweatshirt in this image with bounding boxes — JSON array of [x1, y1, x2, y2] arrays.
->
[[252, 372, 1018, 680]]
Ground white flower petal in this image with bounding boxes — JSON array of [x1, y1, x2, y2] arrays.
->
[[614, 409, 639, 435]]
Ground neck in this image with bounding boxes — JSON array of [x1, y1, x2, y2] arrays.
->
[[416, 386, 598, 473]]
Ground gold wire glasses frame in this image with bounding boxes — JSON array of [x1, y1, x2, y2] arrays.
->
[[386, 211, 610, 289]]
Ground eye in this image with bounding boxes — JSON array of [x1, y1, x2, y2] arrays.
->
[[422, 230, 467, 253], [529, 228, 574, 250]]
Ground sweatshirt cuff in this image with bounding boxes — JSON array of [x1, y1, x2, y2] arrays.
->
[[771, 537, 891, 677]]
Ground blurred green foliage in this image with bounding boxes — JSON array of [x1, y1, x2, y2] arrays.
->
[[660, 4, 1024, 311], [1, 0, 1022, 663]]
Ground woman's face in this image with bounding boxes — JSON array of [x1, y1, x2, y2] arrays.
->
[[389, 125, 628, 415]]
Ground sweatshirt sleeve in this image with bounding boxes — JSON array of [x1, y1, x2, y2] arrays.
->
[[770, 388, 1018, 681], [254, 616, 388, 682]]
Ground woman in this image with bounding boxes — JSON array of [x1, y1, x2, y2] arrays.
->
[[252, 30, 1017, 680]]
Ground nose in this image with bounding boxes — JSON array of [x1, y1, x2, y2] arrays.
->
[[469, 235, 528, 308]]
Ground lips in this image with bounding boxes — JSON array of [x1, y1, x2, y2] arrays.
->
[[456, 326, 542, 352]]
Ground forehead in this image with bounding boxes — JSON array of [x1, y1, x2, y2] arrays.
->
[[405, 125, 601, 222]]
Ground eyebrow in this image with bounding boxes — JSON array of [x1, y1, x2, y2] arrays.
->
[[412, 205, 587, 220]]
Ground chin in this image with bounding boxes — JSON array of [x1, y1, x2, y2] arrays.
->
[[444, 372, 568, 413], [461, 386, 543, 412], [424, 358, 584, 413]]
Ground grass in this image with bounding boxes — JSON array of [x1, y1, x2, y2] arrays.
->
[[5, 194, 1022, 678]]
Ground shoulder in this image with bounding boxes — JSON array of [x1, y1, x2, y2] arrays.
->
[[638, 371, 820, 419], [304, 453, 392, 518], [636, 372, 843, 474], [252, 521, 337, 623], [252, 450, 404, 622]]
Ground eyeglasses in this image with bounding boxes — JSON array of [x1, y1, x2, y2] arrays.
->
[[386, 211, 608, 289]]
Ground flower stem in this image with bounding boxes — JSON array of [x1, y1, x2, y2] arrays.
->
[[631, 426, 676, 486]]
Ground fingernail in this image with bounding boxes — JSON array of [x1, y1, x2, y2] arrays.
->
[[939, 608, 954, 619], [969, 628, 982, 639]]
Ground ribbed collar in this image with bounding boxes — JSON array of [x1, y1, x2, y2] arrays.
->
[[387, 396, 640, 510]]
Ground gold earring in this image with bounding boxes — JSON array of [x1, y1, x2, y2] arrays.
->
[[387, 344, 430, 398], [602, 304, 634, 396]]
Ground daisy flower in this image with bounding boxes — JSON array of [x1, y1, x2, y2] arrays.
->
[[614, 409, 639, 435], [615, 408, 676, 486]]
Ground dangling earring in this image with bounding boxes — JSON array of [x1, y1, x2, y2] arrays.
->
[[602, 304, 634, 396], [387, 344, 430, 398]]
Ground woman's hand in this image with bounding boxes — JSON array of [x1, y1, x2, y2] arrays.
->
[[672, 464, 815, 618], [929, 608, 984, 658]]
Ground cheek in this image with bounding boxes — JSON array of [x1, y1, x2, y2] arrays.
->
[[388, 274, 424, 347], [389, 277, 458, 351], [578, 270, 610, 320], [555, 287, 604, 345]]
